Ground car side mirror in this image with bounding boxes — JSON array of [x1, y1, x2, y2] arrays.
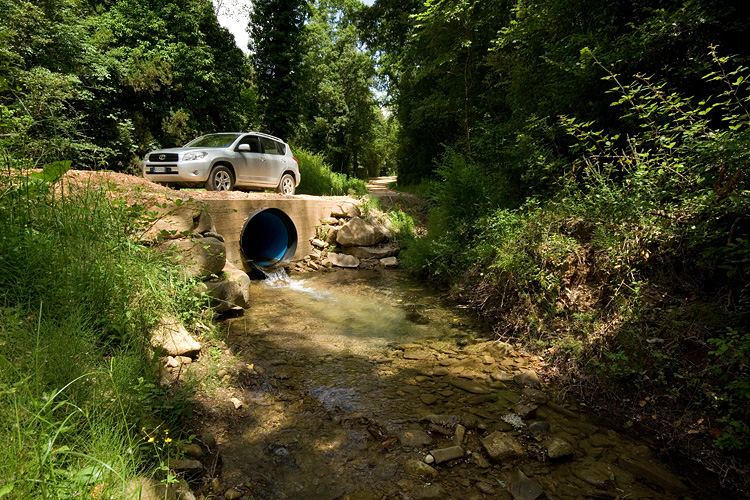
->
[[237, 144, 251, 152]]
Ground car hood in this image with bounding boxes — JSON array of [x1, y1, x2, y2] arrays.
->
[[148, 147, 228, 154]]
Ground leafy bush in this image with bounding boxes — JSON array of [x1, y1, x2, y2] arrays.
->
[[295, 148, 368, 196], [406, 48, 750, 457]]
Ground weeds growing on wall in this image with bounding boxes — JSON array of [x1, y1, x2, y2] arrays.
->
[[401, 48, 750, 470], [0, 165, 206, 498]]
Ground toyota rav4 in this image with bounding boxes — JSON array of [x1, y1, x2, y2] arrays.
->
[[142, 132, 300, 194]]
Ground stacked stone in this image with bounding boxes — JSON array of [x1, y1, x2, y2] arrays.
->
[[141, 201, 252, 387], [142, 201, 250, 314], [291, 200, 400, 272]]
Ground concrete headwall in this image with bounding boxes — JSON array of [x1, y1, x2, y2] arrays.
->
[[202, 197, 338, 271]]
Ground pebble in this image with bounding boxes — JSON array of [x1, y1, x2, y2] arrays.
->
[[399, 429, 433, 448], [428, 446, 465, 464], [449, 378, 492, 394], [470, 451, 491, 468], [224, 487, 243, 500], [546, 437, 575, 459], [182, 443, 203, 459], [509, 469, 544, 500], [475, 481, 495, 494], [481, 431, 526, 462], [420, 393, 438, 405], [405, 459, 439, 478], [453, 424, 466, 446], [412, 484, 446, 499], [170, 459, 203, 475]]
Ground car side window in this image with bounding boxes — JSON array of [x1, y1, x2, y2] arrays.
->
[[238, 135, 262, 153], [260, 137, 282, 155]]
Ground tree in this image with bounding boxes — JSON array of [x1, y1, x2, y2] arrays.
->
[[248, 0, 307, 139], [296, 0, 379, 176]]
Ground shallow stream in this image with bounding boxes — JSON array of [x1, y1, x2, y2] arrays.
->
[[193, 268, 700, 500]]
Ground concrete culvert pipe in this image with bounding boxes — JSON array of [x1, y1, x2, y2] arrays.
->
[[240, 208, 297, 272]]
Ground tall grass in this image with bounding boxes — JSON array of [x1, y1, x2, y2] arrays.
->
[[0, 169, 203, 498], [295, 148, 368, 196]]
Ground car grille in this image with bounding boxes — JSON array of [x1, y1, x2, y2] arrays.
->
[[148, 153, 179, 162]]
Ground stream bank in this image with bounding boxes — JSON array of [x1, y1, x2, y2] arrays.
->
[[179, 268, 708, 500]]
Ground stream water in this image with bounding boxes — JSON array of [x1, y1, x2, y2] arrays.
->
[[192, 268, 702, 500]]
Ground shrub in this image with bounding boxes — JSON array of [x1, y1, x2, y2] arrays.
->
[[295, 148, 368, 196]]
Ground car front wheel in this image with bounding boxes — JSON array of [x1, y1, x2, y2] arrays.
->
[[277, 173, 295, 195], [205, 166, 234, 191]]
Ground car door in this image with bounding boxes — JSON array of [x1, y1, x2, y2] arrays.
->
[[234, 135, 266, 185], [260, 137, 287, 185]]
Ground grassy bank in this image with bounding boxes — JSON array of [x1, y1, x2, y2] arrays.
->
[[0, 168, 206, 498], [399, 54, 750, 492]]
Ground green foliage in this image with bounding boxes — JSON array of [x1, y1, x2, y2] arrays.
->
[[0, 163, 209, 497], [708, 327, 750, 451], [296, 0, 381, 177], [0, 0, 253, 171], [249, 0, 308, 139], [402, 49, 750, 455], [295, 148, 367, 196]]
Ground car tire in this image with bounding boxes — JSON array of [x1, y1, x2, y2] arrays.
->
[[277, 173, 295, 195], [205, 165, 234, 191]]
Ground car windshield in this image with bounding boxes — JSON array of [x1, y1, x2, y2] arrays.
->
[[185, 133, 240, 148]]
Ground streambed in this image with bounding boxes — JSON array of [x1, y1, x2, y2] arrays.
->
[[190, 268, 698, 500]]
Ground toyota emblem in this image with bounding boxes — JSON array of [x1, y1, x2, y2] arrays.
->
[[159, 154, 166, 161]]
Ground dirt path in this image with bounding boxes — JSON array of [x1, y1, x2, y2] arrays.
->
[[366, 176, 429, 230]]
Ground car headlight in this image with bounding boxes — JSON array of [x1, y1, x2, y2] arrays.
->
[[183, 151, 207, 161]]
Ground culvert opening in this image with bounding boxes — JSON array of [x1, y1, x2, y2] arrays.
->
[[240, 208, 297, 275]]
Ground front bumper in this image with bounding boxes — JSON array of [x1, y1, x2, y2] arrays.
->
[[142, 161, 211, 183]]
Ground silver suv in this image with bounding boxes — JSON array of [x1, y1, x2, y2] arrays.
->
[[142, 132, 300, 194]]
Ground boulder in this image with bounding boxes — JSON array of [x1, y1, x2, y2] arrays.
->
[[328, 253, 360, 268], [336, 217, 389, 247], [513, 371, 542, 388], [204, 278, 247, 313], [222, 261, 251, 305], [155, 236, 226, 280], [141, 202, 215, 242], [151, 315, 201, 358], [324, 226, 339, 245], [343, 242, 399, 260], [380, 257, 399, 267], [331, 201, 362, 219]]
